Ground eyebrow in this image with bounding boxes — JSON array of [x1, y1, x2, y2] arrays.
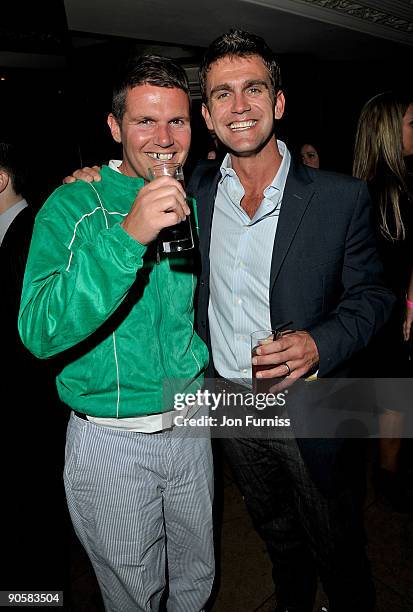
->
[[209, 83, 232, 97], [129, 114, 189, 122], [245, 79, 269, 89], [166, 115, 190, 122], [210, 79, 269, 97]]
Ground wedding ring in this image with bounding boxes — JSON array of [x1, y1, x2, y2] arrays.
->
[[284, 362, 291, 376]]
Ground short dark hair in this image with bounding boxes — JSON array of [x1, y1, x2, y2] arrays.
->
[[0, 142, 27, 196], [199, 29, 282, 104], [112, 54, 191, 123]]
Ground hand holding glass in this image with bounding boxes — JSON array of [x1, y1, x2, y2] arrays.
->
[[251, 326, 293, 394], [147, 162, 194, 253]]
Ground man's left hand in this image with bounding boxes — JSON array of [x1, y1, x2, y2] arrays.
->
[[252, 330, 319, 384]]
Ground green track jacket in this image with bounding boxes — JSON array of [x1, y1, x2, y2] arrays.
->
[[18, 165, 209, 417]]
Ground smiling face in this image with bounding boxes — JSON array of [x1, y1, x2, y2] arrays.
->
[[201, 55, 284, 159], [402, 103, 413, 158], [107, 84, 191, 180]]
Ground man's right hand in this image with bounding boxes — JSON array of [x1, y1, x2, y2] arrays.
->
[[62, 165, 189, 245], [121, 176, 190, 245], [63, 166, 102, 184]]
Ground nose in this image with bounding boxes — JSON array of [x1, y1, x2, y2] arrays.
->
[[231, 91, 251, 114], [154, 123, 173, 147]]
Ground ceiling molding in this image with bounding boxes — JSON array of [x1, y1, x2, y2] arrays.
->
[[240, 0, 413, 45], [301, 0, 412, 32]]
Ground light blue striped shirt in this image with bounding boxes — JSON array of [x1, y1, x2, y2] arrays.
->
[[208, 140, 291, 384]]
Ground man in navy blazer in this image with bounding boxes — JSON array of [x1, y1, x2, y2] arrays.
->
[[189, 30, 394, 612]]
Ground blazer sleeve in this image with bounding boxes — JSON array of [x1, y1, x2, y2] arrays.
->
[[307, 181, 395, 375]]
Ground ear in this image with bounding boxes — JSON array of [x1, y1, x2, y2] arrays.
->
[[107, 113, 122, 143], [202, 103, 214, 132], [0, 170, 10, 194], [274, 91, 285, 120]]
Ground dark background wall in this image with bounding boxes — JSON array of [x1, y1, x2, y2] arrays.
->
[[2, 1, 412, 210]]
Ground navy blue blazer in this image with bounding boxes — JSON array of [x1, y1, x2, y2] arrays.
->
[[188, 158, 395, 494]]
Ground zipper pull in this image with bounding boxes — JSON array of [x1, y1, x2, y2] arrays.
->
[[156, 242, 161, 265]]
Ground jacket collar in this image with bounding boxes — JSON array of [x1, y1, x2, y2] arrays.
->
[[196, 159, 316, 286]]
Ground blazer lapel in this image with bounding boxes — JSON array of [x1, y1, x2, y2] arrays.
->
[[270, 164, 315, 291]]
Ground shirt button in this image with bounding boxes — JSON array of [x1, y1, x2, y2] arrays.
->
[[242, 369, 248, 374], [237, 298, 242, 305]]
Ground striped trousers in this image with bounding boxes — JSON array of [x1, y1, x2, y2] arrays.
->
[[64, 412, 214, 611]]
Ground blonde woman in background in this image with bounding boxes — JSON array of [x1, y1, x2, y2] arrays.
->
[[353, 90, 413, 512]]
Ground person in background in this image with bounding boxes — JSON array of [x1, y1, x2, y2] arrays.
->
[[206, 130, 222, 161], [18, 55, 213, 612], [0, 142, 68, 592], [353, 90, 413, 512], [1, 142, 32, 367], [300, 141, 321, 168]]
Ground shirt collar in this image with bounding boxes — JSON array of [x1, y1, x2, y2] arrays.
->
[[219, 153, 235, 180], [264, 140, 290, 198], [109, 159, 123, 173], [0, 199, 28, 246], [219, 140, 291, 198]]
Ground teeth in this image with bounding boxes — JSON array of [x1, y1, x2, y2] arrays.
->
[[147, 153, 174, 160], [229, 120, 256, 130]]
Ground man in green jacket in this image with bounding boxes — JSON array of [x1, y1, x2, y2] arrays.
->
[[18, 55, 213, 612]]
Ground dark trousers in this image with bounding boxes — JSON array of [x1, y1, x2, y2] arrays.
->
[[1, 380, 70, 593], [222, 436, 375, 612]]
